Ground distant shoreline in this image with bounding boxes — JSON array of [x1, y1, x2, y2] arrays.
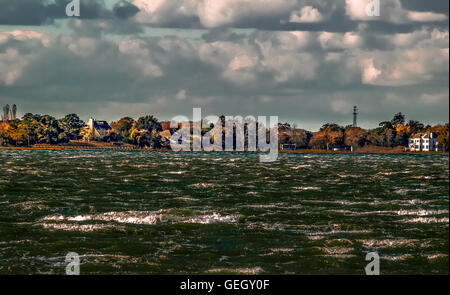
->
[[0, 145, 448, 156]]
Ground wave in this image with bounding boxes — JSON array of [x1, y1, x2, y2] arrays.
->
[[39, 210, 240, 231]]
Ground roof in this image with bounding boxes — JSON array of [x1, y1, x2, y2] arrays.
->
[[411, 132, 434, 139], [93, 120, 111, 130]]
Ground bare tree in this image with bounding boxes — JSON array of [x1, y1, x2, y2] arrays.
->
[[12, 104, 17, 120], [2, 104, 11, 121]]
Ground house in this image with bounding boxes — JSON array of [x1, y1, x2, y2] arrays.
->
[[409, 132, 439, 152], [82, 118, 112, 140]]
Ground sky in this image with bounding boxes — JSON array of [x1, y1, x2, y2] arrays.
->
[[0, 0, 448, 131]]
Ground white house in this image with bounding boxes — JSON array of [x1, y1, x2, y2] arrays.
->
[[81, 117, 112, 141], [409, 132, 439, 152]]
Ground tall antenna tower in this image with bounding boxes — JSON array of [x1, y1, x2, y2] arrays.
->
[[352, 106, 358, 127]]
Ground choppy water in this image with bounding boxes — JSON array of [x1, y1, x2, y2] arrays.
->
[[0, 150, 448, 274]]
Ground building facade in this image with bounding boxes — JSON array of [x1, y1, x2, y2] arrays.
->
[[409, 132, 439, 152]]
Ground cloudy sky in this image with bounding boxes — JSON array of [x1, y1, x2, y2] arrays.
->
[[0, 0, 448, 130]]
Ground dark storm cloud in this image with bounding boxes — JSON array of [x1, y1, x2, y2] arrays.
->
[[0, 0, 50, 25], [400, 0, 449, 15], [1, 25, 448, 127], [0, 0, 448, 34], [0, 0, 111, 25], [0, 0, 448, 129], [113, 0, 140, 19]]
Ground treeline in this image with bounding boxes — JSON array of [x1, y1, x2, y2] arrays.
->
[[108, 116, 164, 148], [0, 113, 85, 146], [279, 112, 449, 152], [0, 107, 166, 148], [0, 106, 449, 152]]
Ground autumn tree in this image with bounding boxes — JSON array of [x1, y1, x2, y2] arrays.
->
[[291, 125, 312, 148], [367, 124, 396, 148], [431, 124, 449, 152], [128, 115, 163, 147], [111, 117, 135, 143], [129, 128, 152, 147], [0, 121, 10, 145], [309, 131, 328, 149], [392, 124, 410, 147], [407, 120, 424, 134], [57, 114, 85, 142], [8, 121, 29, 145], [135, 115, 162, 133], [379, 121, 394, 130], [344, 126, 367, 148], [391, 112, 405, 128], [309, 123, 344, 150], [20, 113, 43, 145]]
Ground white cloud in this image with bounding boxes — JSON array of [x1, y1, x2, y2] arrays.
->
[[132, 0, 299, 28], [127, 0, 448, 30], [360, 47, 449, 86], [407, 11, 447, 22], [0, 49, 29, 86], [345, 0, 380, 21], [0, 30, 50, 46], [0, 31, 48, 86], [198, 0, 297, 28], [289, 6, 323, 23], [117, 38, 163, 78], [224, 53, 259, 85], [228, 54, 256, 71], [132, 0, 198, 25], [361, 58, 381, 84], [318, 31, 362, 50], [66, 37, 98, 57]]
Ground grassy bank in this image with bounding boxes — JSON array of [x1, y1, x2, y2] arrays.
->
[[1, 143, 448, 155]]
